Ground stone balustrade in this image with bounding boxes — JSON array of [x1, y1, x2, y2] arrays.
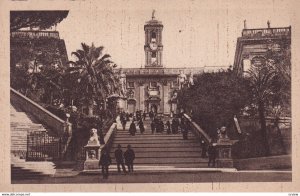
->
[[11, 30, 60, 39], [10, 88, 70, 136], [242, 27, 291, 38], [119, 67, 205, 76], [183, 113, 211, 143]]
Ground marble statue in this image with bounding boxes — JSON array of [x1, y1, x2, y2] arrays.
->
[[188, 72, 194, 87], [119, 69, 127, 96], [87, 128, 100, 146], [177, 70, 187, 90]]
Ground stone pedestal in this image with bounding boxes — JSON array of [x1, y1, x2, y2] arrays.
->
[[215, 138, 234, 168], [83, 129, 101, 171]]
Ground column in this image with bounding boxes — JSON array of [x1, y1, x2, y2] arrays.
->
[[139, 84, 145, 111], [163, 82, 170, 115]]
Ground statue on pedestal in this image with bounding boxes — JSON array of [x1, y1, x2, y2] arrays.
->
[[119, 69, 127, 97], [88, 128, 100, 146], [217, 126, 229, 141], [177, 70, 187, 90], [188, 72, 194, 87]]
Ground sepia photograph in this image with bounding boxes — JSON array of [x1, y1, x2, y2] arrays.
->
[[1, 0, 299, 192]]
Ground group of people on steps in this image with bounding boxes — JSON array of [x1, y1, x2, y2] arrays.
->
[[98, 110, 218, 179]]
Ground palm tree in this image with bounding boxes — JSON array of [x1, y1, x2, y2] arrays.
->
[[66, 43, 119, 117], [246, 57, 278, 156]]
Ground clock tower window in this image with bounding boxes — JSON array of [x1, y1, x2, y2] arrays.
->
[[151, 32, 156, 42], [151, 52, 156, 58]]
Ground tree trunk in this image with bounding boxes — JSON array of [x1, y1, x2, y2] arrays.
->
[[258, 101, 270, 156], [274, 117, 286, 154]]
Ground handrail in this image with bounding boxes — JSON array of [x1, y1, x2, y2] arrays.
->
[[183, 113, 211, 143], [10, 88, 71, 136], [100, 122, 117, 153]]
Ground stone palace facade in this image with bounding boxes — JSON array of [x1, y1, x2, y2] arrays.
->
[[117, 12, 205, 115]]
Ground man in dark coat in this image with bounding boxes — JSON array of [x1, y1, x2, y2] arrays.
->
[[208, 143, 217, 167], [171, 118, 176, 134], [159, 120, 164, 133], [201, 140, 207, 158], [149, 111, 154, 120], [129, 121, 136, 136], [99, 149, 112, 179], [124, 144, 135, 172], [143, 111, 146, 120], [114, 144, 127, 173], [181, 120, 188, 140], [138, 120, 145, 134], [151, 121, 155, 134], [166, 120, 171, 134]]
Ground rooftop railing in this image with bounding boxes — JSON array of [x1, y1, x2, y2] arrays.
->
[[120, 67, 205, 75], [11, 30, 60, 39], [241, 27, 291, 38]]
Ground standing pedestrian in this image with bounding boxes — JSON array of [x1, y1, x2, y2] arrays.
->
[[121, 118, 126, 131], [171, 118, 176, 134], [124, 145, 135, 172], [151, 120, 155, 134], [181, 119, 188, 140], [114, 144, 127, 173], [166, 120, 171, 134], [99, 149, 111, 179], [208, 142, 217, 167], [143, 111, 146, 120], [129, 121, 136, 136], [138, 120, 145, 134], [201, 140, 207, 158], [149, 111, 154, 120]]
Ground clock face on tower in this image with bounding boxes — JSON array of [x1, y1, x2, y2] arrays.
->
[[149, 42, 158, 51]]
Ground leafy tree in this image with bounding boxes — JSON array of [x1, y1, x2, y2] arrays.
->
[[66, 43, 119, 117], [11, 11, 69, 31], [244, 42, 291, 156], [177, 71, 250, 139], [245, 58, 278, 155], [11, 41, 64, 103]]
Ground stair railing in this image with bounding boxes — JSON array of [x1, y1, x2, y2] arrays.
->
[[11, 88, 72, 160], [183, 113, 211, 143]]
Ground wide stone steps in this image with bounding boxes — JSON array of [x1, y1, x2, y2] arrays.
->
[[110, 119, 208, 170], [10, 104, 49, 155], [11, 166, 51, 180], [110, 150, 201, 156]]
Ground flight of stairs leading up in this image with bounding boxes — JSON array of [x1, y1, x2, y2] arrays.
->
[[110, 118, 208, 172], [11, 103, 59, 181], [10, 103, 49, 159]]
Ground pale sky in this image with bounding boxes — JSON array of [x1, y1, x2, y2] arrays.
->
[[56, 0, 292, 69]]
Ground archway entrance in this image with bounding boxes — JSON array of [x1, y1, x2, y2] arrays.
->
[[127, 99, 136, 114], [150, 104, 158, 114]]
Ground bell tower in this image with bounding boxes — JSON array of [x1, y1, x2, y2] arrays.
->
[[144, 10, 163, 68]]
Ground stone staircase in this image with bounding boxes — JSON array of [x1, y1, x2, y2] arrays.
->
[[11, 156, 56, 181], [10, 104, 49, 158], [10, 103, 58, 181], [109, 118, 208, 172]]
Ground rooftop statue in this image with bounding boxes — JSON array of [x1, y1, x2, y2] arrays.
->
[[152, 9, 156, 20]]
